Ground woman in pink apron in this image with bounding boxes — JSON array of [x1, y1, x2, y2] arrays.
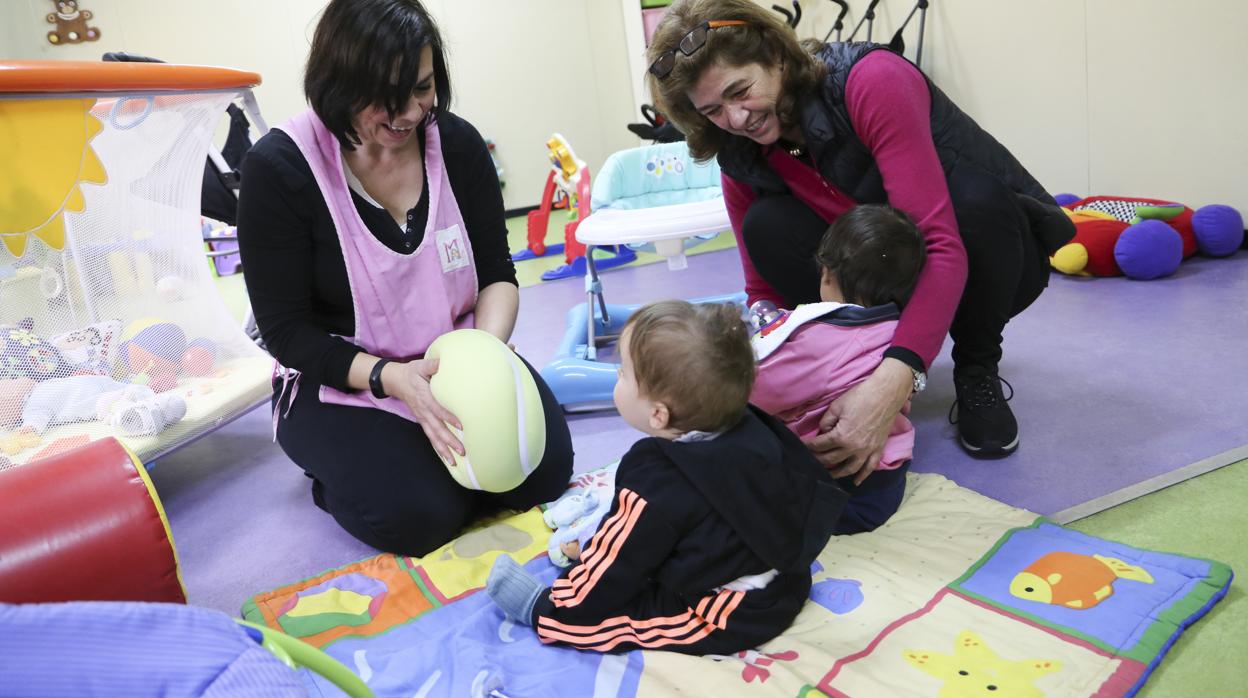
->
[[236, 0, 573, 555]]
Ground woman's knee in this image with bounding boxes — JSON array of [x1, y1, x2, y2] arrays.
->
[[528, 437, 576, 503], [492, 418, 574, 510], [741, 195, 827, 257], [527, 354, 575, 490], [741, 195, 826, 305], [326, 485, 475, 556], [947, 170, 1030, 255]]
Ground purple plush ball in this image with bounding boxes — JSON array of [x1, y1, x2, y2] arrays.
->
[[1115, 220, 1183, 280], [1191, 205, 1244, 257], [1053, 193, 1082, 207]]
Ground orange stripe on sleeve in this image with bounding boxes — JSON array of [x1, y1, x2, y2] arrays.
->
[[708, 590, 745, 629], [552, 489, 638, 594], [552, 490, 648, 607], [555, 493, 647, 607], [567, 489, 639, 584], [577, 489, 636, 562]]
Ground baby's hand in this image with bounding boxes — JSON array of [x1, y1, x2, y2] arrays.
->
[[560, 540, 582, 562]]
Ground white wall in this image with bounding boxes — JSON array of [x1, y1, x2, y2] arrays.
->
[[918, 0, 1091, 199], [1084, 0, 1248, 212], [786, 0, 1246, 212], [0, 0, 640, 211], [3, 0, 1246, 213], [423, 0, 640, 209], [0, 0, 314, 129]]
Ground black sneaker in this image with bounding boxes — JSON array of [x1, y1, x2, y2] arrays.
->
[[950, 370, 1019, 458]]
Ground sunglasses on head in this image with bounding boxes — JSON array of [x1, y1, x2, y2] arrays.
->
[[648, 19, 748, 79]]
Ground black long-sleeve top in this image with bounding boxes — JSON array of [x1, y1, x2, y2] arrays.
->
[[236, 111, 516, 391], [532, 407, 849, 648]]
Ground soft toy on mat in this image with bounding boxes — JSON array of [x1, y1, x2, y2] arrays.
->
[[1050, 195, 1243, 279]]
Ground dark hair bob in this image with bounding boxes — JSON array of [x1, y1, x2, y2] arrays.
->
[[304, 0, 452, 149]]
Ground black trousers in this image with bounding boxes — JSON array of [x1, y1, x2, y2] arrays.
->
[[741, 166, 1062, 374], [833, 460, 910, 535], [274, 355, 574, 556]]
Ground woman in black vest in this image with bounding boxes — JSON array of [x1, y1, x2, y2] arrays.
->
[[646, 0, 1073, 478]]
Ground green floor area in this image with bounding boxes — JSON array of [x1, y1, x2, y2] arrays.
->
[[504, 208, 737, 287], [1071, 458, 1247, 694]]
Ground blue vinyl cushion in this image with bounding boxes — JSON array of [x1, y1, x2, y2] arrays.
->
[[0, 601, 307, 697]]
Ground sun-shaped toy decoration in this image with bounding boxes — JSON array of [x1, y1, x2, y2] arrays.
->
[[0, 97, 107, 257]]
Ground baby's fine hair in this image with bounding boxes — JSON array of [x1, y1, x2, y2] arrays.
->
[[623, 300, 755, 433], [815, 204, 927, 308]]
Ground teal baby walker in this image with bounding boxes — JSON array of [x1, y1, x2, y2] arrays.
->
[[540, 141, 744, 410]]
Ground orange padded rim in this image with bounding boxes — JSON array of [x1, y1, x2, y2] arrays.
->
[[0, 61, 261, 93]]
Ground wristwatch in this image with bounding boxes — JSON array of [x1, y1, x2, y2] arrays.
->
[[369, 358, 391, 399], [910, 367, 927, 394]]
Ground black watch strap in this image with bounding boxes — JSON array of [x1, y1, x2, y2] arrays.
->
[[369, 358, 391, 399]]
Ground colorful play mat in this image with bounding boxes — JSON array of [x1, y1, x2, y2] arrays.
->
[[244, 472, 1230, 697]]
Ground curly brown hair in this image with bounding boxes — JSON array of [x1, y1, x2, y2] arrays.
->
[[623, 300, 754, 433], [816, 204, 927, 308], [645, 0, 825, 162]]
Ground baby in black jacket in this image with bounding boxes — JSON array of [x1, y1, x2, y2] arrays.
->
[[488, 300, 847, 654]]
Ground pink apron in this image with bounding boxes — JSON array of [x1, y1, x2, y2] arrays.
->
[[274, 109, 477, 427]]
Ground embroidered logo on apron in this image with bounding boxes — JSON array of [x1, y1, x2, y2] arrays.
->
[[436, 224, 470, 273]]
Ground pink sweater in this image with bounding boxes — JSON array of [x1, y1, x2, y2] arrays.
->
[[751, 312, 913, 470], [722, 50, 967, 370]]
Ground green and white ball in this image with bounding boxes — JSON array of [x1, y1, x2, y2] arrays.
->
[[426, 329, 546, 492]]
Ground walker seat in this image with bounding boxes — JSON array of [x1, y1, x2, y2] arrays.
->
[[540, 142, 740, 410], [579, 140, 728, 271]]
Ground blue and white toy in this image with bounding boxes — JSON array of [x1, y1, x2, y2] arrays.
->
[[542, 461, 619, 567], [544, 491, 601, 567]]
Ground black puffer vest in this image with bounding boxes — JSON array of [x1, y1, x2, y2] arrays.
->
[[718, 42, 1072, 254]]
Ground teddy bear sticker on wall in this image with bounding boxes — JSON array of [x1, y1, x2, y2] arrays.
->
[[46, 0, 100, 45]]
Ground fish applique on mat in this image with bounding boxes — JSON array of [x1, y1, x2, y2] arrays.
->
[[1009, 552, 1154, 610]]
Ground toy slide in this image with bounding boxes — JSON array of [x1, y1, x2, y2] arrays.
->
[[243, 472, 1230, 697]]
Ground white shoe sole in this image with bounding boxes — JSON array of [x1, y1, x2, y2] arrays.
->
[[960, 432, 1020, 457]]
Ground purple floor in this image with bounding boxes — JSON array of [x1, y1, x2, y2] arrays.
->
[[152, 248, 1248, 614]]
